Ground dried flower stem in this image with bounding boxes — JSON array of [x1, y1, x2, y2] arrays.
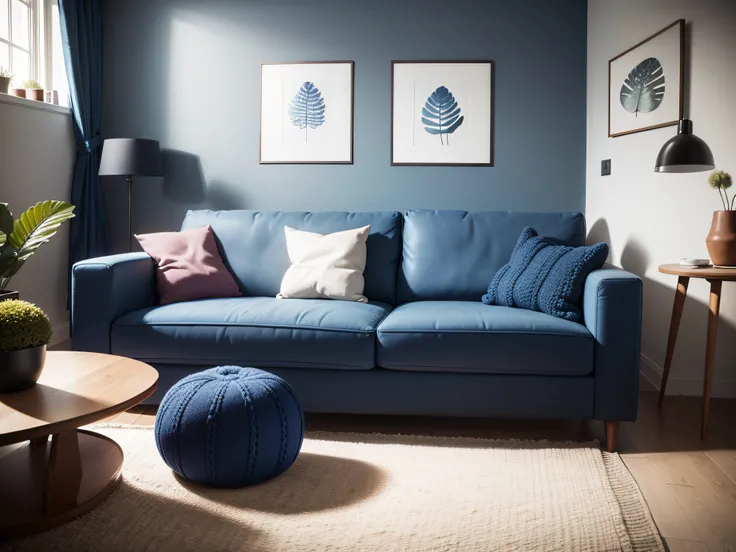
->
[[718, 188, 728, 211]]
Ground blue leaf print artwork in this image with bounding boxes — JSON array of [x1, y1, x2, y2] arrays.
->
[[288, 82, 326, 142], [421, 86, 464, 145]]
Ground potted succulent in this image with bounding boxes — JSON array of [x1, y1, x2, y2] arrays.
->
[[706, 170, 736, 267], [23, 79, 44, 101], [0, 300, 52, 393], [0, 201, 76, 301], [0, 67, 12, 94]]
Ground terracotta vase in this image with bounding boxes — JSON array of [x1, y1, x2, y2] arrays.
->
[[26, 89, 44, 101], [706, 210, 736, 267], [9, 88, 25, 98]]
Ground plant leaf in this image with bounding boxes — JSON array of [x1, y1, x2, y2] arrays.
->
[[0, 245, 17, 290], [8, 201, 75, 279], [422, 86, 465, 141], [288, 82, 327, 131], [0, 204, 13, 237], [620, 57, 665, 115]]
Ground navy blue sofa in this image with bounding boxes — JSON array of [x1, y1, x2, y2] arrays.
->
[[71, 210, 642, 449]]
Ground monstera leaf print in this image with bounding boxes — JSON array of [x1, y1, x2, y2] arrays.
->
[[620, 57, 665, 116], [421, 86, 464, 145], [288, 82, 326, 141]]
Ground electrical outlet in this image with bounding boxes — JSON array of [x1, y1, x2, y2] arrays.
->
[[601, 159, 611, 176]]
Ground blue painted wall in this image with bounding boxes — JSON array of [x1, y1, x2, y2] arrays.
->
[[101, 0, 587, 250]]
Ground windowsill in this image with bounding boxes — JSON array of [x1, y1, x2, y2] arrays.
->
[[0, 92, 71, 116]]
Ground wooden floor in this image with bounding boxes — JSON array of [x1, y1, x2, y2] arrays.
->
[[107, 381, 736, 552]]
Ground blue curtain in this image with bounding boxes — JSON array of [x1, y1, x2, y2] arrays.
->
[[59, 0, 110, 267]]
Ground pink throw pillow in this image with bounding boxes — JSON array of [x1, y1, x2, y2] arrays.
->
[[135, 225, 242, 305]]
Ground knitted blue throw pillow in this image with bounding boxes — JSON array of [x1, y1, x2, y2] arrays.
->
[[482, 227, 609, 322]]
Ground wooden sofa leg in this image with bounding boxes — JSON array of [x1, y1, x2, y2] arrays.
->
[[605, 421, 620, 453]]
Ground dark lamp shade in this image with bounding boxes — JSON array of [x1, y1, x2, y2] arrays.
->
[[99, 138, 164, 177], [655, 119, 715, 173]]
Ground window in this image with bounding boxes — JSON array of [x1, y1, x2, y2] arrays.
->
[[0, 0, 69, 107]]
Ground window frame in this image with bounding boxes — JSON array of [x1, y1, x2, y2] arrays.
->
[[2, 0, 66, 97], [0, 0, 38, 80]]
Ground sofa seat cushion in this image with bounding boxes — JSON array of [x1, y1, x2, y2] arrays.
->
[[111, 297, 391, 369], [376, 301, 593, 376]]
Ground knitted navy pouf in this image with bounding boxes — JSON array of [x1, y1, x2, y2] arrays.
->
[[154, 366, 304, 487]]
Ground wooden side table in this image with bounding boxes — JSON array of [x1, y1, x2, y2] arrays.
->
[[0, 351, 158, 538], [658, 263, 736, 438]]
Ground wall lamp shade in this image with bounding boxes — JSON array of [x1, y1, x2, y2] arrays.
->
[[99, 138, 163, 177], [654, 119, 715, 173]]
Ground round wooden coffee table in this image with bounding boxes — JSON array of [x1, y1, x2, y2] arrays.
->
[[0, 351, 158, 538]]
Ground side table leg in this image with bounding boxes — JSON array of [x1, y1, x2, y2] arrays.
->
[[659, 276, 689, 408], [702, 279, 722, 439], [44, 431, 83, 515]]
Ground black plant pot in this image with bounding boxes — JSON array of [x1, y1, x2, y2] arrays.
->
[[0, 290, 19, 302], [0, 345, 47, 393]]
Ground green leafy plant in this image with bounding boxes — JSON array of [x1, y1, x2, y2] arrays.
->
[[708, 170, 734, 211], [0, 201, 75, 291], [0, 300, 52, 351], [21, 79, 42, 89], [0, 67, 12, 79]]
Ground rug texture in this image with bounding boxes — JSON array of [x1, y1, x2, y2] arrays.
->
[[5, 427, 664, 552]]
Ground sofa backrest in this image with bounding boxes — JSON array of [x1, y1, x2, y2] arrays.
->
[[397, 210, 586, 303], [182, 210, 403, 304]]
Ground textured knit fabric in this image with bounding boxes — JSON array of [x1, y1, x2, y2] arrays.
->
[[154, 366, 304, 487], [483, 227, 609, 322]]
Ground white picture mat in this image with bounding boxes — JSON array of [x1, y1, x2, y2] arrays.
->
[[261, 63, 353, 163], [392, 63, 492, 165], [609, 23, 682, 136]]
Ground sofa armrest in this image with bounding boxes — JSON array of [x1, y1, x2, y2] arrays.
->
[[71, 252, 156, 353], [583, 268, 643, 422]]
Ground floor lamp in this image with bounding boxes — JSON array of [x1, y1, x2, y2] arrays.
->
[[99, 138, 164, 251]]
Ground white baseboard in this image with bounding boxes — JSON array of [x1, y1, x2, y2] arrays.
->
[[640, 353, 736, 399], [50, 322, 70, 347]]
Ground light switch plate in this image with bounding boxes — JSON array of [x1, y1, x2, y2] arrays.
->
[[601, 159, 611, 176]]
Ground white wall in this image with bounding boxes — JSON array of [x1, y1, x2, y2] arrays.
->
[[587, 0, 736, 397], [0, 97, 75, 344]]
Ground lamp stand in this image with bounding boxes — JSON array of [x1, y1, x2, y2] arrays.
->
[[127, 176, 133, 252]]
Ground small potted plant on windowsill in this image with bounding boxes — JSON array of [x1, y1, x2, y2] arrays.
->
[[706, 170, 736, 267], [0, 67, 12, 94], [9, 77, 25, 98], [23, 79, 44, 101], [0, 300, 52, 393], [0, 201, 76, 301]]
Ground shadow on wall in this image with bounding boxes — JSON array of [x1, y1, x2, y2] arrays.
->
[[588, 218, 612, 258], [162, 148, 206, 203], [588, 218, 736, 396], [115, 150, 254, 252]]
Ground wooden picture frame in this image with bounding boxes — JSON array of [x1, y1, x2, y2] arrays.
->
[[260, 61, 354, 164], [608, 19, 685, 138], [391, 60, 494, 166]]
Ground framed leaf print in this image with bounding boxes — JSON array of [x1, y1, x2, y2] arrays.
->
[[608, 20, 684, 137], [260, 61, 354, 163], [391, 61, 493, 166]]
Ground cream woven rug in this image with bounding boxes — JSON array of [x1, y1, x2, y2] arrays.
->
[[6, 427, 664, 552]]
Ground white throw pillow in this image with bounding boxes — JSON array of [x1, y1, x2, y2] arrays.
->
[[277, 225, 371, 302]]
